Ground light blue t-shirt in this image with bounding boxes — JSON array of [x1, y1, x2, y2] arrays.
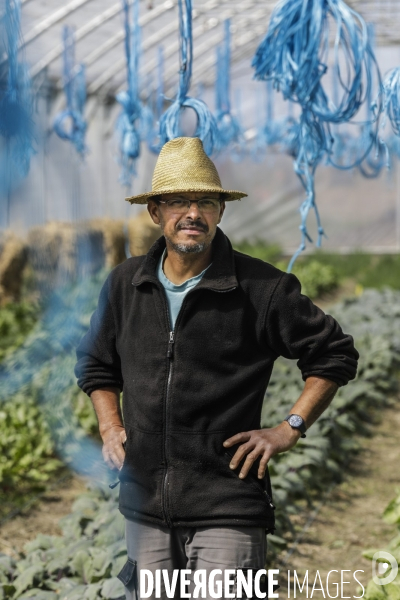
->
[[157, 249, 211, 330]]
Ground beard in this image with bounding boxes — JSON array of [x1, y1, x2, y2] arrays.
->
[[161, 217, 213, 255], [164, 237, 212, 254]]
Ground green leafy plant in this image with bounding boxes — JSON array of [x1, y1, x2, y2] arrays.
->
[[1, 289, 400, 598], [0, 390, 64, 519], [234, 241, 400, 298], [233, 241, 283, 265], [0, 301, 41, 362], [276, 259, 339, 298], [0, 272, 107, 519], [361, 489, 400, 600], [233, 242, 340, 299]]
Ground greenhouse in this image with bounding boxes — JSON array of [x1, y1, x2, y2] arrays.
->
[[1, 0, 400, 599]]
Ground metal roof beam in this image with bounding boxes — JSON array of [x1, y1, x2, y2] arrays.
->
[[30, 0, 175, 78], [23, 0, 96, 46], [108, 3, 273, 96], [102, 0, 272, 96], [87, 0, 225, 95], [1, 0, 95, 66], [84, 0, 175, 68], [181, 25, 269, 91], [162, 9, 272, 90]]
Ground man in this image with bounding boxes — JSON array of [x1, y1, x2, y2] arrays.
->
[[75, 137, 358, 600]]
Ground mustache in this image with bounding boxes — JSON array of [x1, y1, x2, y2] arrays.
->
[[176, 220, 208, 233]]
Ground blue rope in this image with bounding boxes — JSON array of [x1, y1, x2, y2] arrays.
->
[[53, 26, 87, 157], [252, 0, 380, 271], [0, 0, 35, 197], [115, 0, 143, 186], [147, 46, 165, 154], [377, 67, 400, 138], [214, 20, 243, 151], [159, 0, 218, 155], [229, 88, 247, 162], [331, 24, 386, 177]]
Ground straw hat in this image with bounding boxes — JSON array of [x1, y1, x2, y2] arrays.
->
[[125, 137, 248, 204]]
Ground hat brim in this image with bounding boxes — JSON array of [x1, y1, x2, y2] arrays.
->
[[125, 188, 248, 204]]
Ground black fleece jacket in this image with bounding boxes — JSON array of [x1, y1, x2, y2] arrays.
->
[[75, 227, 359, 530]]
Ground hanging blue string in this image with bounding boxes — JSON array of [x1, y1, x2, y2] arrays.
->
[[229, 88, 247, 162], [147, 46, 165, 154], [158, 0, 218, 155], [214, 20, 242, 151], [53, 26, 87, 157], [286, 110, 330, 272], [252, 0, 377, 124], [251, 0, 380, 270], [376, 67, 400, 138], [0, 0, 35, 200], [138, 74, 154, 144], [262, 80, 280, 146], [331, 24, 386, 177], [115, 0, 143, 186]]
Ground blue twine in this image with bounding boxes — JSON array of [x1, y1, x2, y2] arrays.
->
[[252, 0, 376, 124], [115, 0, 144, 186], [158, 0, 218, 155], [0, 0, 35, 197], [214, 20, 243, 151], [147, 46, 165, 154], [53, 26, 87, 157], [376, 67, 400, 138], [229, 88, 247, 162], [251, 0, 380, 270]]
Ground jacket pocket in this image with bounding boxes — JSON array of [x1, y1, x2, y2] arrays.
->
[[224, 450, 275, 510], [117, 558, 138, 593]]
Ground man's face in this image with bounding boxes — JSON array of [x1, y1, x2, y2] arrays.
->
[[147, 191, 225, 255]]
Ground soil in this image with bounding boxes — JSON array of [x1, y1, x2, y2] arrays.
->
[[1, 404, 398, 599], [0, 280, 398, 600], [0, 475, 88, 558]]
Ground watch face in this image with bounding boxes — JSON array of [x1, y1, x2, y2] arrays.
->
[[288, 415, 303, 427]]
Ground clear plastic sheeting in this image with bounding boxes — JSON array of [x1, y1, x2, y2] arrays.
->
[[1, 0, 400, 255]]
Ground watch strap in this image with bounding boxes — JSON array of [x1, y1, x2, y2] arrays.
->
[[284, 414, 307, 438]]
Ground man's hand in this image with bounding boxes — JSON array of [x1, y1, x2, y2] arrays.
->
[[223, 376, 339, 479], [90, 387, 125, 471], [101, 425, 127, 471], [223, 422, 301, 479]]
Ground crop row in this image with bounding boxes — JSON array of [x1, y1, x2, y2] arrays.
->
[[362, 490, 400, 600], [0, 286, 399, 598]]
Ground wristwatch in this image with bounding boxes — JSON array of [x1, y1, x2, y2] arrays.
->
[[283, 414, 307, 438]]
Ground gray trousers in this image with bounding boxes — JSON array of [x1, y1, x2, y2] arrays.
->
[[119, 518, 267, 600]]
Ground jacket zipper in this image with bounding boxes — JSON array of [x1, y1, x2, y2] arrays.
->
[[264, 490, 275, 510], [162, 330, 174, 527], [160, 284, 236, 527]]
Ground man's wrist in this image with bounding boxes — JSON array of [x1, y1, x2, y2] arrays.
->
[[283, 414, 307, 438], [99, 422, 125, 438], [282, 420, 303, 441]]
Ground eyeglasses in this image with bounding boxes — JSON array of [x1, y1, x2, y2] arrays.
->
[[158, 198, 221, 214]]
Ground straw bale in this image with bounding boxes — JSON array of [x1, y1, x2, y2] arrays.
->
[[89, 218, 126, 268], [0, 232, 28, 303], [127, 210, 161, 257], [28, 222, 106, 291]]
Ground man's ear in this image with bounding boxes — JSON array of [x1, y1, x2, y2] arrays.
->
[[147, 200, 161, 225]]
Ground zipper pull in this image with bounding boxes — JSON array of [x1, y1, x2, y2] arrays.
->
[[264, 490, 275, 509], [167, 331, 175, 359], [109, 480, 120, 489]]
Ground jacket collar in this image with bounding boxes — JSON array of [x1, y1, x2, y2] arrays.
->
[[132, 227, 238, 292]]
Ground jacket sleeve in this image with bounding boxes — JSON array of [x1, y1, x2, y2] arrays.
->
[[264, 272, 359, 386], [74, 273, 123, 396]]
